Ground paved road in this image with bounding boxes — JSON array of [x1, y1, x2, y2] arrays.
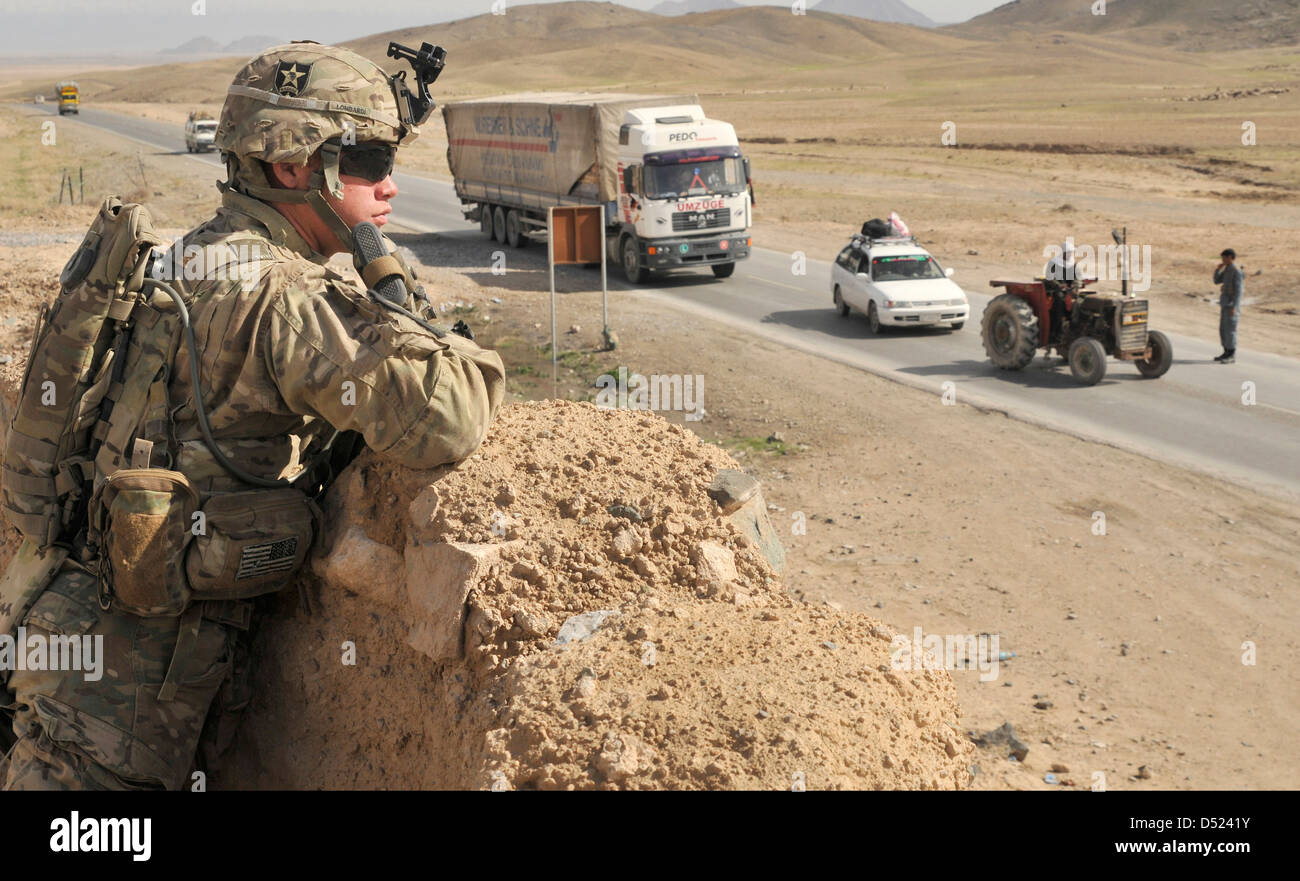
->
[[31, 105, 1300, 499]]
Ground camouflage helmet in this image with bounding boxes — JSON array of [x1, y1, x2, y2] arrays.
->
[[216, 41, 423, 248]]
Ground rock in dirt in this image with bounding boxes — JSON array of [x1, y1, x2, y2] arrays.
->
[[707, 469, 759, 515], [973, 722, 1030, 762], [554, 610, 619, 645]]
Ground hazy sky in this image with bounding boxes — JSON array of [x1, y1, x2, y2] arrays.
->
[[0, 0, 1006, 54]]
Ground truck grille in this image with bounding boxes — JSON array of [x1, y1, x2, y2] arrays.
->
[[672, 208, 732, 232], [1118, 299, 1149, 352]]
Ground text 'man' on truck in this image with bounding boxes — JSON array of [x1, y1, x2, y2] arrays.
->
[[442, 93, 754, 284]]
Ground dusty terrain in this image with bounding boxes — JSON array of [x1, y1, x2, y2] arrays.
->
[[1, 3, 1298, 789], [220, 402, 971, 790]]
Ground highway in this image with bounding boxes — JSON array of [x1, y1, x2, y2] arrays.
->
[[30, 104, 1300, 499]]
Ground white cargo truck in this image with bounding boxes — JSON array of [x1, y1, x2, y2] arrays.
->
[[443, 92, 754, 283]]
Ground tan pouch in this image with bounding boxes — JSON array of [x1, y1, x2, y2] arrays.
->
[[185, 489, 318, 600], [94, 468, 197, 617]]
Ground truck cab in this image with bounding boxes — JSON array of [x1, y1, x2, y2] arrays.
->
[[615, 104, 752, 282], [57, 81, 78, 115]]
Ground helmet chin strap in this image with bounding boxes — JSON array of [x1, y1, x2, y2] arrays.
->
[[230, 144, 355, 253]]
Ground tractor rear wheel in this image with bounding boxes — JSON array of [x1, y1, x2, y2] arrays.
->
[[981, 293, 1038, 370], [1068, 337, 1108, 385], [1136, 330, 1172, 378]]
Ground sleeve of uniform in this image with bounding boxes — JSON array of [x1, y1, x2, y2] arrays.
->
[[264, 272, 505, 468]]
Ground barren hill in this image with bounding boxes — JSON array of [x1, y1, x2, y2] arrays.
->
[[956, 0, 1300, 49], [1, 1, 970, 103]]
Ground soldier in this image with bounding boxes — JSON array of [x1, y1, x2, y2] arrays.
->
[[0, 42, 504, 789]]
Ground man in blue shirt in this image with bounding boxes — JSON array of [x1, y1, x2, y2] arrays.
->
[[1213, 248, 1244, 364]]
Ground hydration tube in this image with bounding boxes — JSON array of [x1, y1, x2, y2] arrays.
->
[[141, 276, 335, 489]]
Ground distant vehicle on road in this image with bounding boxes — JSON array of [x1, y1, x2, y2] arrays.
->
[[184, 112, 218, 153], [831, 228, 969, 333], [57, 81, 78, 115]]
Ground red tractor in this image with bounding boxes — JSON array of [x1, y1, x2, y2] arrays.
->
[[981, 230, 1172, 385]]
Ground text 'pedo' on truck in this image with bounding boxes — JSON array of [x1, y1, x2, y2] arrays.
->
[[443, 93, 754, 284]]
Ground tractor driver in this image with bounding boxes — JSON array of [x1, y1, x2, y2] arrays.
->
[[1043, 239, 1078, 342]]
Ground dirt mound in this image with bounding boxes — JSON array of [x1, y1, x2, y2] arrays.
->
[[221, 400, 972, 789]]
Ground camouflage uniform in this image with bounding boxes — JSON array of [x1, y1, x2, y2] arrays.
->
[[1, 43, 503, 789]]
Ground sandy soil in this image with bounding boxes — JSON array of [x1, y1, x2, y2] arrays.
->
[[222, 402, 972, 790]]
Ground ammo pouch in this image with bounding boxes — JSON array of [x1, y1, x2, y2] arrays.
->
[[92, 468, 198, 617], [185, 489, 319, 601]]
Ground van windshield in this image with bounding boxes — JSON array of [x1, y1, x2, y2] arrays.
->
[[872, 255, 945, 282]]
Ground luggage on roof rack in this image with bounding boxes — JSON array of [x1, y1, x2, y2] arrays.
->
[[862, 218, 891, 238]]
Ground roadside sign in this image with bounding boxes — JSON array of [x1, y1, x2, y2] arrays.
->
[[547, 206, 610, 394]]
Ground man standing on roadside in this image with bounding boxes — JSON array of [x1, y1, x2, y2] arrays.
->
[[1213, 248, 1243, 364]]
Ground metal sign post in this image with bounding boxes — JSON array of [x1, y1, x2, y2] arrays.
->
[[548, 206, 557, 397], [600, 220, 611, 350], [547, 205, 613, 398]]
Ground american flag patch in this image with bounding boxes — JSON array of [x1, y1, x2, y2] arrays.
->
[[236, 537, 300, 580]]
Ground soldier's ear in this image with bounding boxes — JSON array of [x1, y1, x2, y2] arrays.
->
[[267, 160, 314, 190]]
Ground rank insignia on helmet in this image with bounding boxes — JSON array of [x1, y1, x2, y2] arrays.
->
[[274, 60, 312, 97]]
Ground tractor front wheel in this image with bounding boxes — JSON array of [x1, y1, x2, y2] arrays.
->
[[1136, 330, 1172, 379], [981, 293, 1038, 370], [1069, 337, 1108, 385]]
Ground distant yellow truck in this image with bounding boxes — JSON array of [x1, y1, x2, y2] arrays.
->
[[57, 81, 78, 115]]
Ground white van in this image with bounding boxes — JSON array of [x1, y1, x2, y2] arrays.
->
[[831, 232, 969, 333], [185, 114, 218, 153]]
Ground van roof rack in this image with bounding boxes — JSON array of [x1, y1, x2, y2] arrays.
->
[[851, 232, 918, 248]]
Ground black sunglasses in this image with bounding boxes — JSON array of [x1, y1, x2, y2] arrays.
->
[[338, 143, 396, 182]]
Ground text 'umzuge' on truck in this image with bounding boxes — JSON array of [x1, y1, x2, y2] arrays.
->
[[442, 93, 754, 284]]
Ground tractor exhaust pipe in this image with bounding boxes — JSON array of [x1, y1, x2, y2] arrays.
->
[[1112, 227, 1128, 297]]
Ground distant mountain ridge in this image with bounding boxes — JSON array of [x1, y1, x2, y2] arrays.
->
[[956, 0, 1300, 49], [649, 0, 741, 15], [649, 0, 936, 28], [163, 35, 284, 56], [813, 0, 936, 28]]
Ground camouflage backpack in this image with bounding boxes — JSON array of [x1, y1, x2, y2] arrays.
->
[[2, 195, 167, 550]]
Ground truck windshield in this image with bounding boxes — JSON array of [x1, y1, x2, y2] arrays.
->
[[643, 157, 745, 199], [871, 255, 945, 282], [197, 123, 217, 131]]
